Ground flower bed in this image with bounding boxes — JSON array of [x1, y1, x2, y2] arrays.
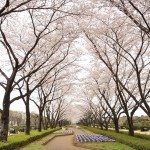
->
[[76, 134, 115, 143]]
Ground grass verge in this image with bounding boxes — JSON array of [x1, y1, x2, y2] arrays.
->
[[82, 126, 150, 150], [119, 130, 150, 140], [109, 128, 150, 140], [80, 142, 134, 150], [19, 133, 56, 150]]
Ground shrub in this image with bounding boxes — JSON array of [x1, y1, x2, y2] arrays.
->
[[82, 126, 150, 150], [141, 127, 149, 131], [0, 128, 58, 150]]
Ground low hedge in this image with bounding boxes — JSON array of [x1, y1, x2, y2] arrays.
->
[[119, 130, 150, 141], [82, 126, 150, 150], [0, 128, 58, 150], [109, 128, 150, 141]]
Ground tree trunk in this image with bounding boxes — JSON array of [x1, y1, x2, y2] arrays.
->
[[128, 125, 134, 136], [52, 119, 55, 128], [93, 120, 95, 127], [43, 110, 47, 130], [0, 100, 10, 141], [54, 113, 60, 128], [105, 123, 108, 130], [42, 117, 48, 130], [54, 120, 58, 128], [25, 101, 30, 135], [114, 118, 119, 133], [59, 120, 63, 127], [127, 115, 134, 136], [0, 88, 12, 141], [38, 111, 43, 132], [99, 121, 103, 130], [46, 109, 51, 128], [0, 67, 18, 141]]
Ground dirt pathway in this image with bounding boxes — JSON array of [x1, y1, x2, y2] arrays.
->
[[45, 127, 91, 150]]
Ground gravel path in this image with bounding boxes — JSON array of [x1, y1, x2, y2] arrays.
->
[[45, 127, 92, 150], [73, 128, 88, 134]]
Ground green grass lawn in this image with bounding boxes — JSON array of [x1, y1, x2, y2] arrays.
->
[[80, 142, 134, 150], [19, 133, 56, 150], [20, 144, 48, 150]]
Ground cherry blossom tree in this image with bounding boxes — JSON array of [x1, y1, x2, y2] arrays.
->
[[0, 0, 79, 141], [106, 0, 150, 36]]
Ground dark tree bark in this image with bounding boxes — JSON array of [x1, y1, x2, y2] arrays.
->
[[113, 117, 119, 133], [0, 58, 19, 141], [1, 101, 10, 141], [25, 101, 30, 135], [38, 110, 43, 132]]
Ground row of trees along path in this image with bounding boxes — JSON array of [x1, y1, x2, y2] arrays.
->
[[0, 0, 79, 141], [0, 0, 150, 142]]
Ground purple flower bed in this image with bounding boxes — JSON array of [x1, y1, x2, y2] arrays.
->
[[76, 134, 115, 143]]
